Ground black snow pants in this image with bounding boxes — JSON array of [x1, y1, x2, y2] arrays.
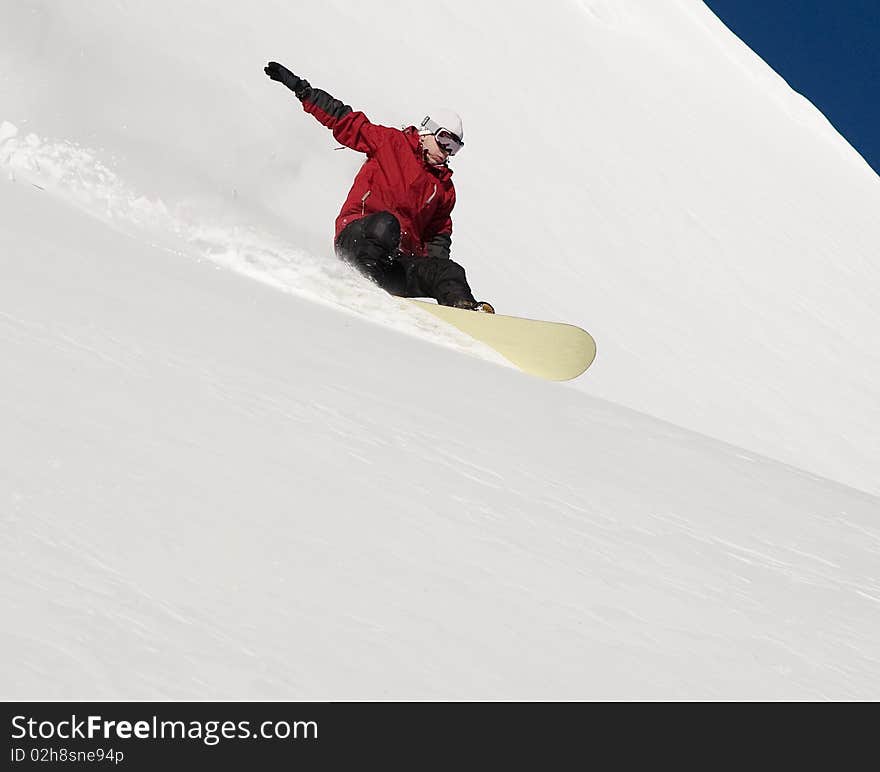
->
[[334, 211, 476, 307]]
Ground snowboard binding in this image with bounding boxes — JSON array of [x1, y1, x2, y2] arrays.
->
[[451, 299, 495, 314]]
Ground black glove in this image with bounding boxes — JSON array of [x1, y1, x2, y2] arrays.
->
[[264, 61, 309, 99]]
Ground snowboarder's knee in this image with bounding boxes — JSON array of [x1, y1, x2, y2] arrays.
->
[[363, 211, 401, 250]]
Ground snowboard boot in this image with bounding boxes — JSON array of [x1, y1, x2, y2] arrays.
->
[[452, 298, 495, 314]]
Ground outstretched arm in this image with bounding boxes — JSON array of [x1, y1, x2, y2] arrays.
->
[[264, 61, 393, 154]]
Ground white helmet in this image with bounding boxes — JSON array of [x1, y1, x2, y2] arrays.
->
[[418, 109, 464, 155]]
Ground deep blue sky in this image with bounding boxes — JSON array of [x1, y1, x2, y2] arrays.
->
[[703, 0, 880, 176]]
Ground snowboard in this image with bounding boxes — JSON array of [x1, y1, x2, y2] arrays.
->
[[402, 299, 596, 381]]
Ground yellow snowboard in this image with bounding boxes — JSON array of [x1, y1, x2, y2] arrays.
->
[[404, 299, 596, 381]]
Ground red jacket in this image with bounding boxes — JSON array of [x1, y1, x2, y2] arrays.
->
[[300, 91, 455, 258]]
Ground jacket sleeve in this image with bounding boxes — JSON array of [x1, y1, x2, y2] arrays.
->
[[426, 233, 452, 260], [425, 188, 455, 259], [297, 81, 394, 154]]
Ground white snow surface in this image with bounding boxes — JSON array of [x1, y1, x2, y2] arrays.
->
[[1, 1, 879, 699]]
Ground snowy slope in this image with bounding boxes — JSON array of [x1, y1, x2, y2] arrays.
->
[[2, 179, 879, 699], [2, 0, 879, 495], [1, 1, 880, 699]]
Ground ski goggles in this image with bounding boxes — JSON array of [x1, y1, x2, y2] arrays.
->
[[420, 116, 464, 156]]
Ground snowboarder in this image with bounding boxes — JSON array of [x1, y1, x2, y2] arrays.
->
[[264, 61, 493, 313]]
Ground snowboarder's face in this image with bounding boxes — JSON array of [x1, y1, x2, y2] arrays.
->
[[420, 133, 449, 166]]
